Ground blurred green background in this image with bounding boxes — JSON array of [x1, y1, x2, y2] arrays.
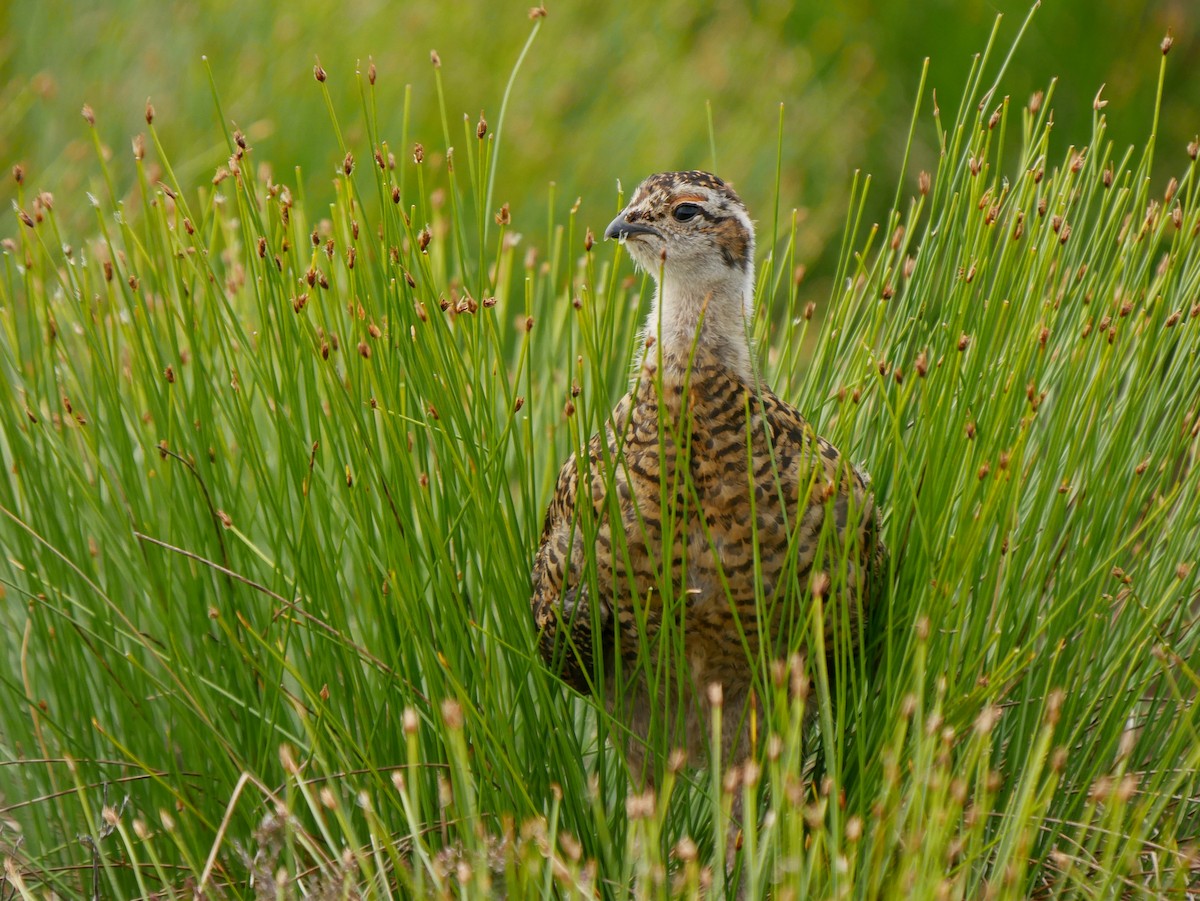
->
[[1, 0, 1196, 287]]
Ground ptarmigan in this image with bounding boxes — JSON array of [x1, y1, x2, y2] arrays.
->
[[531, 170, 884, 784]]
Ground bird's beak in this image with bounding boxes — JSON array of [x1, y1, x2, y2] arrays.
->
[[604, 211, 661, 241]]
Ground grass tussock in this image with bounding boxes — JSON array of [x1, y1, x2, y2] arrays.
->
[[1, 10, 1199, 900]]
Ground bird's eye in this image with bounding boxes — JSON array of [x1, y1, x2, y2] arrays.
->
[[672, 203, 702, 223]]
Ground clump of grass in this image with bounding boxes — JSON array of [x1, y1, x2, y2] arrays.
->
[[1, 8, 1198, 900]]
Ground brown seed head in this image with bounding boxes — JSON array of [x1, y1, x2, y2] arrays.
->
[[1188, 138, 1199, 161], [314, 61, 327, 82], [1028, 91, 1043, 114], [584, 228, 594, 251], [810, 570, 831, 599], [476, 111, 487, 139], [803, 301, 816, 321], [1161, 31, 1174, 55], [430, 49, 441, 68], [12, 164, 24, 185], [343, 152, 354, 176], [368, 59, 377, 84], [412, 142, 424, 165], [529, 4, 547, 17], [81, 104, 95, 126], [918, 170, 931, 196]]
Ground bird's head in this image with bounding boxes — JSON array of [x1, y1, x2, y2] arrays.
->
[[605, 170, 755, 287], [605, 171, 757, 377]]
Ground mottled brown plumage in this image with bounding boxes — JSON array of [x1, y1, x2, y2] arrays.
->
[[531, 171, 884, 780]]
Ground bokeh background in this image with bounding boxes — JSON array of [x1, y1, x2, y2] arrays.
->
[[2, 0, 1197, 291]]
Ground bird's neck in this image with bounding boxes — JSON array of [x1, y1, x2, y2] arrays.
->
[[644, 273, 755, 385]]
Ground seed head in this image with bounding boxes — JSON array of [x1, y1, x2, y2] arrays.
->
[[12, 164, 24, 185], [707, 681, 723, 708], [1188, 138, 1199, 161], [529, 4, 547, 17], [343, 152, 354, 176], [918, 170, 931, 196], [430, 49, 441, 68], [412, 142, 424, 165], [81, 104, 95, 126], [476, 111, 487, 139], [368, 59, 377, 84], [1161, 31, 1174, 55], [1028, 91, 1043, 114], [314, 60, 327, 82]]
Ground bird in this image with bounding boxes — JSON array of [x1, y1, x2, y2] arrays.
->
[[530, 170, 885, 788]]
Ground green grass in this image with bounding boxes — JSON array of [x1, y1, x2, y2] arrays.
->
[[2, 8, 1199, 900]]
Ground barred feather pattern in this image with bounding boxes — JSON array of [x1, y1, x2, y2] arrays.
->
[[531, 345, 884, 774]]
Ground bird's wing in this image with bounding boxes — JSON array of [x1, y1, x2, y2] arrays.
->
[[530, 395, 633, 692]]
